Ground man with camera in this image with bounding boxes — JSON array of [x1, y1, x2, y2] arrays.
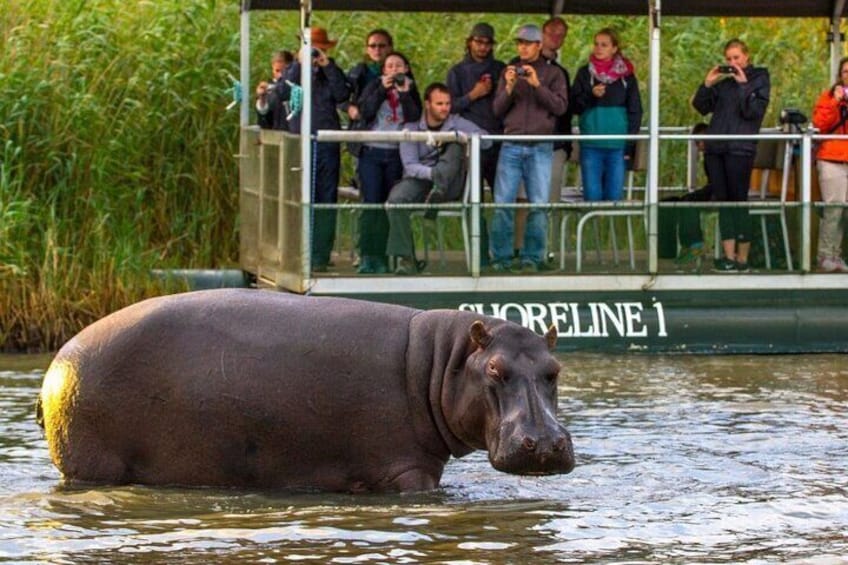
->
[[489, 24, 569, 272], [386, 82, 490, 275], [286, 27, 351, 272]]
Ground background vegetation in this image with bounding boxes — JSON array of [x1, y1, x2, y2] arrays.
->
[[0, 0, 836, 351]]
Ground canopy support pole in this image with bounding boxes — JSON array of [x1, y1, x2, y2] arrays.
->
[[829, 0, 846, 79], [300, 0, 314, 283], [239, 5, 250, 128], [647, 0, 661, 275]]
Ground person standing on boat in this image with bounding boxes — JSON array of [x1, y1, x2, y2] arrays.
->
[[512, 16, 574, 262], [345, 29, 394, 125], [355, 52, 422, 274], [287, 27, 351, 272], [541, 16, 574, 203], [489, 24, 569, 273], [446, 21, 505, 266], [811, 56, 848, 273], [571, 27, 643, 203], [255, 50, 294, 131], [386, 82, 490, 275], [692, 38, 770, 273]]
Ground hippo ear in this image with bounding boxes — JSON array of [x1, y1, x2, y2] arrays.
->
[[470, 320, 492, 349], [545, 324, 558, 351]]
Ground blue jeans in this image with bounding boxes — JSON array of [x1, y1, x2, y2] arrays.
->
[[580, 146, 625, 202], [490, 141, 553, 265]]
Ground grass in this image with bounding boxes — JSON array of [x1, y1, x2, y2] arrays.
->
[[0, 1, 833, 351]]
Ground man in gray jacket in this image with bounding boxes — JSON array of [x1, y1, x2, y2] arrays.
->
[[386, 82, 490, 274], [490, 24, 568, 272]]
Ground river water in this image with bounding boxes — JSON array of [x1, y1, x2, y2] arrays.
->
[[1, 353, 846, 563]]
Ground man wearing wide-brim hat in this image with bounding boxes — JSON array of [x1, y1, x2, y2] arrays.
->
[[288, 27, 351, 271]]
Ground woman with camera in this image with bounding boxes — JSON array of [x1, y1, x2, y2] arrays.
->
[[354, 52, 422, 274], [811, 57, 848, 272], [692, 38, 770, 272], [571, 27, 643, 203]]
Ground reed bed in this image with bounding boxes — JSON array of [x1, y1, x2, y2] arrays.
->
[[0, 1, 830, 351]]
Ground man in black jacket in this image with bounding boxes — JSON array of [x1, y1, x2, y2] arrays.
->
[[287, 27, 351, 272], [446, 22, 505, 265]]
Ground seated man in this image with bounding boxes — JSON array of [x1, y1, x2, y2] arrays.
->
[[386, 82, 490, 274]]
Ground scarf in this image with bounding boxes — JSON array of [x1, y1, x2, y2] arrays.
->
[[386, 88, 400, 122], [589, 54, 634, 85]]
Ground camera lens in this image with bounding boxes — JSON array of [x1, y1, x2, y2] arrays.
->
[[393, 73, 406, 86]]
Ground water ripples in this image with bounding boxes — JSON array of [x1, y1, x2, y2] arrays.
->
[[1, 355, 847, 563]]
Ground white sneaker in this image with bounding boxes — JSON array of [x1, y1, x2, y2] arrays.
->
[[818, 256, 838, 272]]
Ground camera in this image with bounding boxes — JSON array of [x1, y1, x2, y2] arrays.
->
[[717, 65, 736, 74], [515, 67, 528, 77], [311, 48, 320, 58], [779, 108, 808, 125], [393, 73, 407, 86]]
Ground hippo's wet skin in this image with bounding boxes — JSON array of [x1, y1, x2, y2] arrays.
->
[[38, 290, 575, 492]]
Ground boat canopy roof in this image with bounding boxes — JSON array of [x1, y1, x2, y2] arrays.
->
[[241, 0, 847, 19]]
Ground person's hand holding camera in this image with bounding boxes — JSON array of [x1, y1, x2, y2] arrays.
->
[[393, 73, 411, 93], [519, 65, 540, 88], [592, 83, 607, 98]]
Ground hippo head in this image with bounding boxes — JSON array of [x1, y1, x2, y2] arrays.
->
[[448, 320, 575, 476]]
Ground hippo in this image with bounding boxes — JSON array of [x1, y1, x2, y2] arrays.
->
[[37, 289, 574, 492]]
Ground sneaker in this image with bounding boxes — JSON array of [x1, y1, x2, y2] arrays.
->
[[488, 261, 514, 273], [833, 257, 848, 273], [713, 257, 737, 272], [373, 256, 389, 274], [394, 257, 425, 275], [521, 260, 556, 273], [735, 261, 750, 273], [818, 256, 838, 272], [357, 256, 379, 274], [675, 245, 703, 265]]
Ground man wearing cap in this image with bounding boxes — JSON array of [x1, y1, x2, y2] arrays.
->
[[490, 24, 568, 272], [287, 27, 351, 271], [446, 23, 505, 265]]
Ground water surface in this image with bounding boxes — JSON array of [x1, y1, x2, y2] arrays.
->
[[1, 354, 846, 563]]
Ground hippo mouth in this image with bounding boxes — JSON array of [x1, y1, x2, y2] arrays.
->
[[489, 432, 575, 476]]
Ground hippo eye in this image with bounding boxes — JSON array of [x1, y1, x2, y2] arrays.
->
[[486, 360, 503, 382]]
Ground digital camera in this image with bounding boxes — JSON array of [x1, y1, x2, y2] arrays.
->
[[393, 73, 407, 86], [515, 67, 528, 77], [717, 65, 736, 74]]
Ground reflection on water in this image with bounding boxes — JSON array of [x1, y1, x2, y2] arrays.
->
[[1, 354, 847, 563]]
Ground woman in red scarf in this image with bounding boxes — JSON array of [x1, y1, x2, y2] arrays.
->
[[571, 28, 643, 202], [355, 53, 422, 273]]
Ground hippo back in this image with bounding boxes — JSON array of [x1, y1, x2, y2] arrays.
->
[[40, 290, 428, 490]]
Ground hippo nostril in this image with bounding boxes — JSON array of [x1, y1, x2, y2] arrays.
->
[[522, 437, 537, 451], [553, 437, 568, 452]]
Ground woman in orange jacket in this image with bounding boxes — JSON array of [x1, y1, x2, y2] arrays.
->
[[812, 56, 848, 272]]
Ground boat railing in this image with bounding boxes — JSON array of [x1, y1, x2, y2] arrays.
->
[[239, 124, 842, 287]]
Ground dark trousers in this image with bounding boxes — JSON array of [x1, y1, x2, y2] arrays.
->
[[705, 152, 755, 243], [387, 143, 488, 260], [659, 185, 712, 258], [312, 141, 340, 266], [357, 146, 403, 256]]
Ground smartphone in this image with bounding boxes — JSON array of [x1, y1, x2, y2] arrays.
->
[[717, 65, 736, 74]]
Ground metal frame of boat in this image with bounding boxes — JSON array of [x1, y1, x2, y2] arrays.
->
[[236, 0, 848, 353]]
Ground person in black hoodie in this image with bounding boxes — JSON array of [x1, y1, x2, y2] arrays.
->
[[693, 38, 770, 272], [446, 22, 505, 265]]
